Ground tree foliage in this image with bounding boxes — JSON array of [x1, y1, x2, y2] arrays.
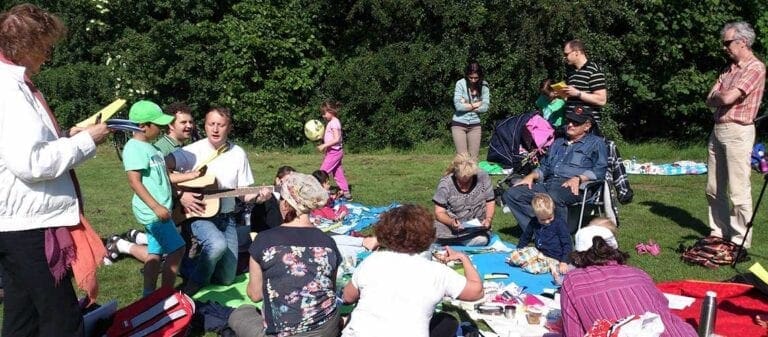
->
[[7, 0, 768, 148]]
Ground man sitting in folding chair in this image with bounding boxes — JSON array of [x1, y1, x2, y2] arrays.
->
[[502, 106, 608, 232]]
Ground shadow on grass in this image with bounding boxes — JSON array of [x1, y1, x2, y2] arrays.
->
[[497, 224, 522, 239], [640, 201, 709, 237]]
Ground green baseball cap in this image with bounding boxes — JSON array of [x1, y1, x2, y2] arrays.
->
[[129, 100, 174, 125]]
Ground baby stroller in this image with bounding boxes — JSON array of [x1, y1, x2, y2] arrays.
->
[[487, 111, 555, 197], [487, 111, 554, 174]]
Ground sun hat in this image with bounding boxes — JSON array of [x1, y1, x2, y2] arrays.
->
[[280, 173, 329, 214], [574, 225, 618, 252], [565, 105, 594, 124], [129, 100, 174, 125]]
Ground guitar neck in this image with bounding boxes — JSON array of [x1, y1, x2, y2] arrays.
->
[[202, 186, 274, 200]]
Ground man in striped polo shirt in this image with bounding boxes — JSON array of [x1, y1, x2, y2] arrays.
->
[[705, 21, 765, 252], [559, 40, 608, 135], [154, 101, 196, 156]]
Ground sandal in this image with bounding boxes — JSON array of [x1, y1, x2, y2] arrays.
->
[[646, 240, 661, 256], [635, 242, 648, 255]]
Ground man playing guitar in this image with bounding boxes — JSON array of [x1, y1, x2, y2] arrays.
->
[[166, 107, 271, 295]]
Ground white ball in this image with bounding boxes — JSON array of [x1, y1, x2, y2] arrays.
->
[[304, 119, 325, 141]]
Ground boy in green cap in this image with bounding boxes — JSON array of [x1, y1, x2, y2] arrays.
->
[[122, 100, 186, 297]]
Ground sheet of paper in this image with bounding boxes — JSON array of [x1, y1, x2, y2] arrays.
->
[[663, 293, 695, 310], [462, 218, 483, 228], [76, 99, 126, 127], [749, 262, 768, 285]]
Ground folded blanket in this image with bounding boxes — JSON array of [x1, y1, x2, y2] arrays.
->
[[625, 160, 707, 175]]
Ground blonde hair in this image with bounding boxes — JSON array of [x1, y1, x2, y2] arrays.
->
[[444, 153, 478, 178], [588, 217, 618, 236], [531, 193, 554, 219]]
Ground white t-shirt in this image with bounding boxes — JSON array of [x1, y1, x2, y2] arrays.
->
[[342, 251, 467, 337], [171, 139, 254, 213]]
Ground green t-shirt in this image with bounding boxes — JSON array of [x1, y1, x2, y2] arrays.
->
[[122, 139, 173, 225], [153, 134, 182, 156], [535, 95, 565, 127]]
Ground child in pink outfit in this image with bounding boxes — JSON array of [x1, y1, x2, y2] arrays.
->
[[317, 100, 351, 200], [310, 170, 349, 222]]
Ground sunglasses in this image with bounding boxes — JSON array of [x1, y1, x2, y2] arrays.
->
[[563, 50, 576, 57], [566, 119, 585, 126], [722, 39, 738, 47]]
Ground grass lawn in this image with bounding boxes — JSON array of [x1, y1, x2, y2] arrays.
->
[[1, 140, 766, 335]]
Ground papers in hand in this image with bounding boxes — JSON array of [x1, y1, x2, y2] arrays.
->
[[106, 119, 142, 132], [550, 81, 567, 91], [76, 99, 126, 127], [461, 218, 483, 228]]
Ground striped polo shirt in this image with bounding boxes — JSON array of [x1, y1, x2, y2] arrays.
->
[[565, 60, 607, 123]]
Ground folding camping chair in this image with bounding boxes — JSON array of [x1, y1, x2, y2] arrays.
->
[[567, 180, 619, 234]]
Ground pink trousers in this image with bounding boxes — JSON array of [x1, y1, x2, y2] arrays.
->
[[321, 148, 349, 192]]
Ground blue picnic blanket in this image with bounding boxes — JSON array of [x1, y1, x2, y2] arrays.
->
[[315, 202, 400, 234], [447, 235, 554, 295]]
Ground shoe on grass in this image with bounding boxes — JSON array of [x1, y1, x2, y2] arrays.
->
[[103, 235, 120, 265]]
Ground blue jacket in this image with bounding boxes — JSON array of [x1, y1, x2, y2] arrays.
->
[[535, 133, 607, 181], [517, 217, 572, 262]]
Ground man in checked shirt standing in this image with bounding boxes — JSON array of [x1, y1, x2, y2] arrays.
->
[[705, 21, 766, 253]]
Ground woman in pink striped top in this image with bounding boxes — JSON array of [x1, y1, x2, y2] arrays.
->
[[560, 233, 697, 337]]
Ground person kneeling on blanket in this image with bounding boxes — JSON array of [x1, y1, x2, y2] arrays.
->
[[433, 153, 496, 246], [502, 105, 607, 232], [508, 193, 572, 285]]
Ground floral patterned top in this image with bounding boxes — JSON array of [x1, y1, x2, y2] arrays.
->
[[250, 226, 342, 336]]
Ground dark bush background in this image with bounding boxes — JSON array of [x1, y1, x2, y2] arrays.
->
[[5, 0, 768, 149]]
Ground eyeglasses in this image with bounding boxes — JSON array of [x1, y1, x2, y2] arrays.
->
[[562, 50, 576, 57], [566, 119, 585, 126], [722, 39, 739, 47]]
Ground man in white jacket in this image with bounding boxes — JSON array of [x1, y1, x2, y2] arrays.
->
[[0, 4, 110, 336]]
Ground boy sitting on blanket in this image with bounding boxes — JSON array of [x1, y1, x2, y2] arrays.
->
[[508, 193, 572, 285]]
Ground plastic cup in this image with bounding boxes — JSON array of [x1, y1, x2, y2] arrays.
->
[[526, 307, 543, 325]]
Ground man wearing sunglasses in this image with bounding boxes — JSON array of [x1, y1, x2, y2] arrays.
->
[[558, 40, 607, 135], [705, 21, 765, 253], [502, 106, 607, 232]]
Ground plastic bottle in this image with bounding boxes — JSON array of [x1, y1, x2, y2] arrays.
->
[[698, 291, 717, 337], [760, 151, 768, 173], [631, 155, 638, 171]]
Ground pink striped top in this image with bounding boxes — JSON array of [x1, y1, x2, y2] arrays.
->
[[560, 264, 697, 337]]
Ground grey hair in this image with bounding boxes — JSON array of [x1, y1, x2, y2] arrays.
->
[[722, 21, 756, 48]]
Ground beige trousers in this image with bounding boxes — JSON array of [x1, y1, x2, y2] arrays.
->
[[451, 124, 482, 160], [706, 123, 755, 248]]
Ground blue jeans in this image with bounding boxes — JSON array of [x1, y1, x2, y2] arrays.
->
[[182, 213, 239, 286], [502, 178, 581, 231]]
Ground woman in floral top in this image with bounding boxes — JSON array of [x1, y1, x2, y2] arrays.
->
[[229, 173, 342, 337]]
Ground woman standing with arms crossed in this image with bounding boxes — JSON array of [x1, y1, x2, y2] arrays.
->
[[0, 4, 111, 336], [452, 61, 490, 160]]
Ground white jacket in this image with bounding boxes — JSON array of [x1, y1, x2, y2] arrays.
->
[[0, 61, 96, 232]]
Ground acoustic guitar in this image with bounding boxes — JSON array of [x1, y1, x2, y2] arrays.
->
[[172, 175, 273, 224]]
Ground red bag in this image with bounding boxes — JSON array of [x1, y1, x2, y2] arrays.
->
[[106, 287, 195, 337]]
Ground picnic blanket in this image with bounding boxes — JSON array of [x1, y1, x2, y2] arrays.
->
[[657, 280, 768, 337], [449, 235, 554, 295], [315, 202, 399, 234], [192, 274, 260, 309], [625, 160, 707, 175], [479, 161, 512, 175]]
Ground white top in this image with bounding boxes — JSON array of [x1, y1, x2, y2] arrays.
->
[[342, 251, 467, 337], [171, 139, 254, 213], [0, 61, 96, 231]]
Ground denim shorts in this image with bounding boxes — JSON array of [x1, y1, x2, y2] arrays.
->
[[145, 219, 185, 255]]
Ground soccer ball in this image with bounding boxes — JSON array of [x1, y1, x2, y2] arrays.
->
[[304, 119, 325, 141]]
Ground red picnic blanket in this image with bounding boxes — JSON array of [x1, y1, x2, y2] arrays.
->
[[657, 280, 768, 337]]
